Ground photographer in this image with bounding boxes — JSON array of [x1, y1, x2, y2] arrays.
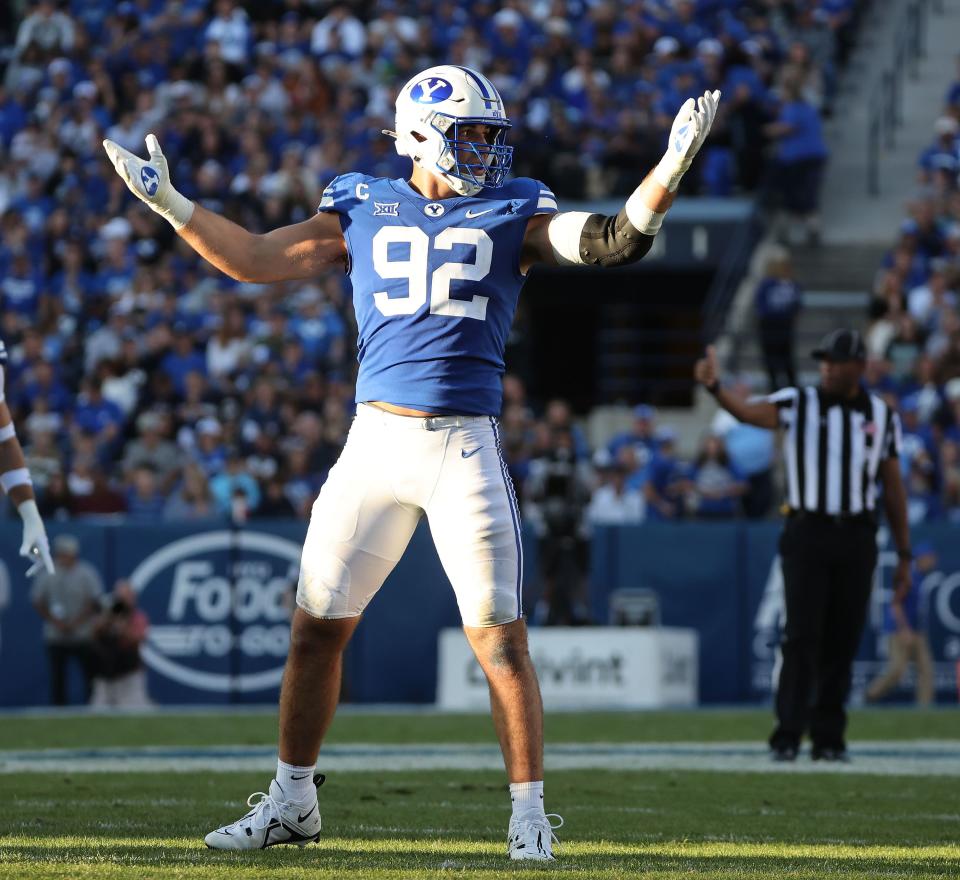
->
[[90, 580, 151, 708], [524, 427, 593, 626]]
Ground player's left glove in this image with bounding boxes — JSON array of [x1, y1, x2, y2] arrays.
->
[[102, 134, 195, 229], [654, 90, 721, 192], [18, 499, 54, 577]]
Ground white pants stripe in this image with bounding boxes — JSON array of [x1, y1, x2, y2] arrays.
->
[[489, 416, 523, 616]]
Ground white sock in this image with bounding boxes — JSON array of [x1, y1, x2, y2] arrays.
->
[[510, 781, 544, 815], [275, 759, 316, 803]]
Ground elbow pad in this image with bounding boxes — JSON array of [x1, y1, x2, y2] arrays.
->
[[548, 210, 656, 268]]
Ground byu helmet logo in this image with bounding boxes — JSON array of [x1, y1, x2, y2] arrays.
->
[[410, 77, 453, 104], [141, 165, 160, 196]]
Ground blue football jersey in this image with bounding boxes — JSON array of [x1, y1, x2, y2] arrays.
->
[[318, 174, 558, 415]]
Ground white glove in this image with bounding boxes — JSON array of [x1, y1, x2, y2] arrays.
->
[[654, 90, 722, 192], [18, 499, 54, 577], [102, 133, 195, 229]]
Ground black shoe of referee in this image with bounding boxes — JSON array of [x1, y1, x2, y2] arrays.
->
[[811, 746, 850, 763], [770, 745, 798, 762]]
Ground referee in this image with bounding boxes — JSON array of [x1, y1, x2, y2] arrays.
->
[[695, 329, 912, 761]]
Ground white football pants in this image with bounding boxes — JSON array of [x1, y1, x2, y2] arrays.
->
[[296, 404, 523, 627]]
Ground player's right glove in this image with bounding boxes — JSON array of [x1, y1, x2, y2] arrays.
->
[[102, 134, 195, 229], [653, 90, 721, 192], [18, 499, 54, 577]]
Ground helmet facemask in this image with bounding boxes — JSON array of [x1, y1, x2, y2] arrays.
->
[[432, 113, 513, 192]]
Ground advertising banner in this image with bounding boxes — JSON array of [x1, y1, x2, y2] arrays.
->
[[437, 626, 698, 710], [1, 520, 956, 707]]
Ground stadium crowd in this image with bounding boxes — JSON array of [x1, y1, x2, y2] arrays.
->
[[864, 54, 960, 525], [0, 0, 858, 528]]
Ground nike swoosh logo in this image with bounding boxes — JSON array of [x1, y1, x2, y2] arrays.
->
[[465, 208, 494, 218], [297, 803, 318, 823], [290, 774, 311, 780], [461, 447, 484, 459]]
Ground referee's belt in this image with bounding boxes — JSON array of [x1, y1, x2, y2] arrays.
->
[[784, 507, 875, 526]]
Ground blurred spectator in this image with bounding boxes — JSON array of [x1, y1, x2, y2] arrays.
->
[[205, 1, 252, 69], [164, 463, 220, 521], [30, 534, 104, 705], [917, 116, 960, 186], [122, 411, 181, 492], [14, 2, 75, 59], [543, 399, 590, 461], [211, 448, 262, 520], [643, 429, 690, 521], [586, 449, 645, 526], [258, 476, 298, 518], [126, 463, 166, 519], [907, 259, 957, 333], [37, 471, 73, 520], [607, 404, 661, 475], [90, 580, 151, 709], [71, 466, 127, 516], [765, 68, 829, 245], [755, 248, 802, 390], [710, 377, 776, 519], [946, 53, 960, 110], [525, 427, 592, 626], [688, 434, 747, 519], [941, 439, 960, 520], [866, 542, 936, 706], [207, 303, 252, 383]]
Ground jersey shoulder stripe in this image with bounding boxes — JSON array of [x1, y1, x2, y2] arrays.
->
[[318, 171, 374, 214], [491, 177, 559, 216]]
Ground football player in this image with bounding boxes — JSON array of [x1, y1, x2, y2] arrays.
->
[[104, 66, 719, 861], [0, 338, 55, 577]]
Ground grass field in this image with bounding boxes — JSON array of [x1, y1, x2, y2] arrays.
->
[[1, 708, 958, 879]]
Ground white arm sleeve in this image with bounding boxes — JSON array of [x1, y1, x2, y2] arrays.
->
[[547, 211, 592, 265]]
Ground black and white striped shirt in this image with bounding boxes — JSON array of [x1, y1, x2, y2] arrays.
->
[[764, 386, 902, 514]]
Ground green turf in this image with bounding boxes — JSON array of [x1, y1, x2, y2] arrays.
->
[[1, 708, 957, 750], [1, 770, 958, 879], [2, 710, 958, 878]]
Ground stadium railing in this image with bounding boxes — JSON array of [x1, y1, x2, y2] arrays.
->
[[867, 0, 944, 195]]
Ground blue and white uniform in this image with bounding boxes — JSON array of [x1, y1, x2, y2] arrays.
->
[[319, 172, 556, 414], [296, 175, 558, 627]]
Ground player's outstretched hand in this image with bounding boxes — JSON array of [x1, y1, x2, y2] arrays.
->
[[654, 90, 722, 191], [18, 500, 54, 577], [694, 345, 720, 389], [102, 134, 194, 229]]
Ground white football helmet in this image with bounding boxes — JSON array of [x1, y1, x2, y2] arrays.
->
[[387, 65, 513, 196]]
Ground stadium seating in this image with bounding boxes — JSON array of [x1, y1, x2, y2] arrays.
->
[[0, 1, 865, 526]]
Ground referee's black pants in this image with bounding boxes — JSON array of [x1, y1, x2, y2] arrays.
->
[[770, 513, 877, 752]]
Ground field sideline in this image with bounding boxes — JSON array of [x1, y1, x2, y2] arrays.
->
[[0, 708, 957, 879]]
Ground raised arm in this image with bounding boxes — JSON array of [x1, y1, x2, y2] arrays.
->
[[0, 365, 54, 576], [694, 345, 781, 430], [103, 135, 346, 283], [521, 91, 720, 273]]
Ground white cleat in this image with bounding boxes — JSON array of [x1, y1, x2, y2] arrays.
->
[[205, 773, 325, 850], [507, 810, 563, 861]]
